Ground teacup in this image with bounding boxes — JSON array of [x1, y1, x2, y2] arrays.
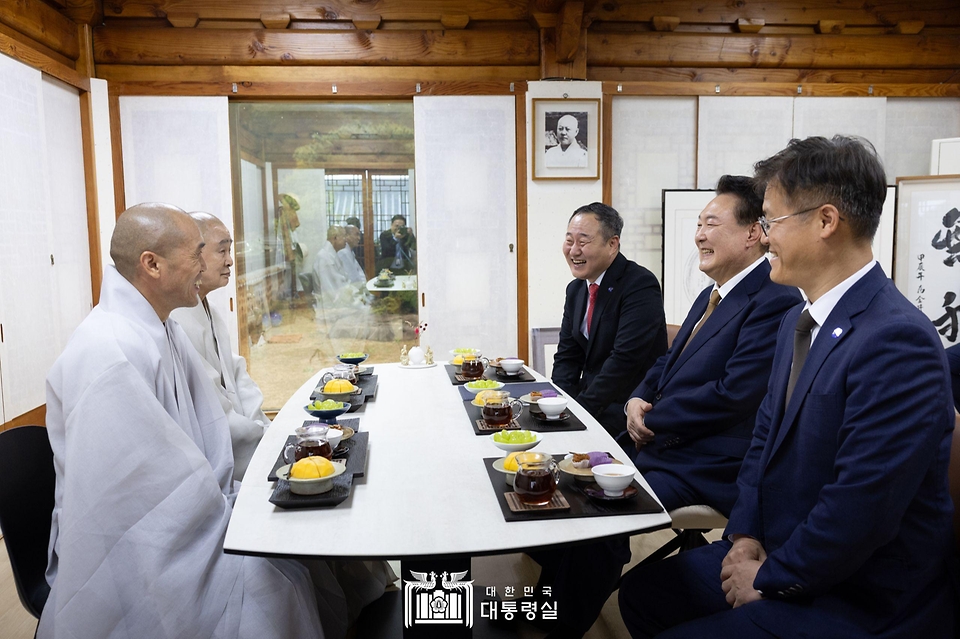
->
[[592, 464, 636, 497], [537, 397, 568, 420], [500, 358, 524, 374]]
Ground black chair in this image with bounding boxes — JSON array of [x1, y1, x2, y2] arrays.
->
[[0, 425, 54, 619]]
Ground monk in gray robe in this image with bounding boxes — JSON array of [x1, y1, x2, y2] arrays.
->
[[170, 212, 268, 482], [41, 204, 327, 638]]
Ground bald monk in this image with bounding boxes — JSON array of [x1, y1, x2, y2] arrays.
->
[[41, 203, 328, 638], [170, 212, 268, 482]]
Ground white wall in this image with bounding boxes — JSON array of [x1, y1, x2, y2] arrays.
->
[[526, 81, 603, 356], [91, 78, 117, 277]]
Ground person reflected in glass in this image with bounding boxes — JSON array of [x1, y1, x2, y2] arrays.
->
[[340, 224, 367, 284], [378, 214, 417, 272], [276, 193, 304, 298]]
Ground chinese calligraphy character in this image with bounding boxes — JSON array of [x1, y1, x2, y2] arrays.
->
[[931, 207, 960, 267], [932, 291, 959, 343]]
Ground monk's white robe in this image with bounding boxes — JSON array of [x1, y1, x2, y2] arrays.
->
[[170, 300, 268, 482], [39, 266, 326, 639], [338, 246, 366, 284]]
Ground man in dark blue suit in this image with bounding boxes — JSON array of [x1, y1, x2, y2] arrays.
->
[[620, 136, 955, 638], [552, 203, 667, 438], [624, 175, 801, 516], [947, 344, 960, 412]]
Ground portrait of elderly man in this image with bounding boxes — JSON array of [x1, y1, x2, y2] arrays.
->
[[620, 136, 955, 639], [544, 112, 588, 168], [170, 212, 269, 483]]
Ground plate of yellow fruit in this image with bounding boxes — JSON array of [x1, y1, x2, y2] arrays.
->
[[337, 352, 369, 365], [464, 379, 504, 395], [491, 429, 541, 452], [277, 457, 347, 495], [319, 378, 359, 401]]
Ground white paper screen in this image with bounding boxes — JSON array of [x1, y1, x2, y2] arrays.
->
[[0, 55, 61, 417], [697, 97, 794, 189], [120, 96, 238, 351], [414, 96, 518, 356], [793, 97, 887, 160], [611, 97, 697, 279]]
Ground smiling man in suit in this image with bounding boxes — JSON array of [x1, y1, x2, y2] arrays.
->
[[624, 175, 801, 515], [552, 202, 667, 438], [620, 136, 955, 639]]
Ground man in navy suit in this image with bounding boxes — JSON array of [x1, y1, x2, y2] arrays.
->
[[620, 136, 955, 638], [552, 203, 667, 438], [625, 175, 801, 516], [947, 344, 960, 412]]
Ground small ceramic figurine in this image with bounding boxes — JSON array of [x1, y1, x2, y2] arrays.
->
[[425, 346, 434, 365], [400, 344, 409, 366]]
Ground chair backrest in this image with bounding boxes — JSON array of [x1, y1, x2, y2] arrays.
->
[[666, 324, 682, 349], [530, 327, 561, 376], [0, 425, 54, 619]]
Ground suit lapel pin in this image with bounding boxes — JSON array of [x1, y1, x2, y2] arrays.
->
[[832, 327, 843, 338], [608, 287, 613, 292]]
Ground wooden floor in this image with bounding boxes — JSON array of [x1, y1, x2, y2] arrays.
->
[[0, 538, 39, 639], [0, 529, 721, 638]]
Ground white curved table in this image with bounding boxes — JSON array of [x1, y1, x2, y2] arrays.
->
[[223, 363, 670, 560]]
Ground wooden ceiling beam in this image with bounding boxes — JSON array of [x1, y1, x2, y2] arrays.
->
[[260, 13, 291, 29], [0, 0, 81, 60], [62, 0, 104, 26], [555, 1, 583, 62], [93, 27, 539, 65], [587, 66, 960, 85], [94, 64, 539, 83], [102, 0, 530, 22], [588, 33, 960, 69], [586, 1, 960, 28]]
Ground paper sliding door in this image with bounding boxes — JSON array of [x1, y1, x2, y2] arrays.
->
[[413, 96, 518, 357], [120, 96, 238, 351]]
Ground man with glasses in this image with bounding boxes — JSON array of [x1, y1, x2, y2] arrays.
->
[[619, 136, 955, 638]]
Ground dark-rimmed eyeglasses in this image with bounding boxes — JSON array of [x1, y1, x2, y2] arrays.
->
[[758, 204, 824, 236]]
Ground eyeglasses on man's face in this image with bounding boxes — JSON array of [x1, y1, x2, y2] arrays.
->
[[758, 204, 825, 236]]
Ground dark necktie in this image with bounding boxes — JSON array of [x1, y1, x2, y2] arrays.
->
[[586, 283, 599, 338], [785, 309, 818, 406], [681, 289, 721, 354]]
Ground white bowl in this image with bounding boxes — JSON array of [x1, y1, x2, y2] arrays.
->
[[591, 464, 636, 497], [490, 430, 541, 453], [464, 380, 504, 395], [277, 462, 347, 495], [324, 428, 343, 451], [500, 358, 524, 374], [537, 397, 568, 419]]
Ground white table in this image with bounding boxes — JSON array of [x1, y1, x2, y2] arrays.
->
[[366, 275, 417, 292], [223, 363, 671, 560]]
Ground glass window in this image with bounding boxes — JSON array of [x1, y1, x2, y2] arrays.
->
[[230, 102, 418, 409]]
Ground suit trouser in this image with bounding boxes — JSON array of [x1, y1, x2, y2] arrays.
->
[[618, 540, 953, 639], [528, 535, 631, 638]]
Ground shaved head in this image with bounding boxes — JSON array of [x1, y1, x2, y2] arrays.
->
[[188, 211, 228, 239], [110, 202, 206, 320], [111, 203, 195, 280]]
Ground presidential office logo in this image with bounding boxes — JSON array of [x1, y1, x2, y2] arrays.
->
[[403, 569, 474, 628]]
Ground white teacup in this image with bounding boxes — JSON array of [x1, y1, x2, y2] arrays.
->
[[501, 358, 524, 374], [592, 464, 636, 497], [324, 428, 344, 450], [537, 397, 568, 419]]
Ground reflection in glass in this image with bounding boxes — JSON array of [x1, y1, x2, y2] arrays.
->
[[230, 102, 417, 409]]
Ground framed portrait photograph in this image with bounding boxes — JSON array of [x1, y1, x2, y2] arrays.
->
[[894, 174, 960, 348], [532, 98, 600, 180]]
